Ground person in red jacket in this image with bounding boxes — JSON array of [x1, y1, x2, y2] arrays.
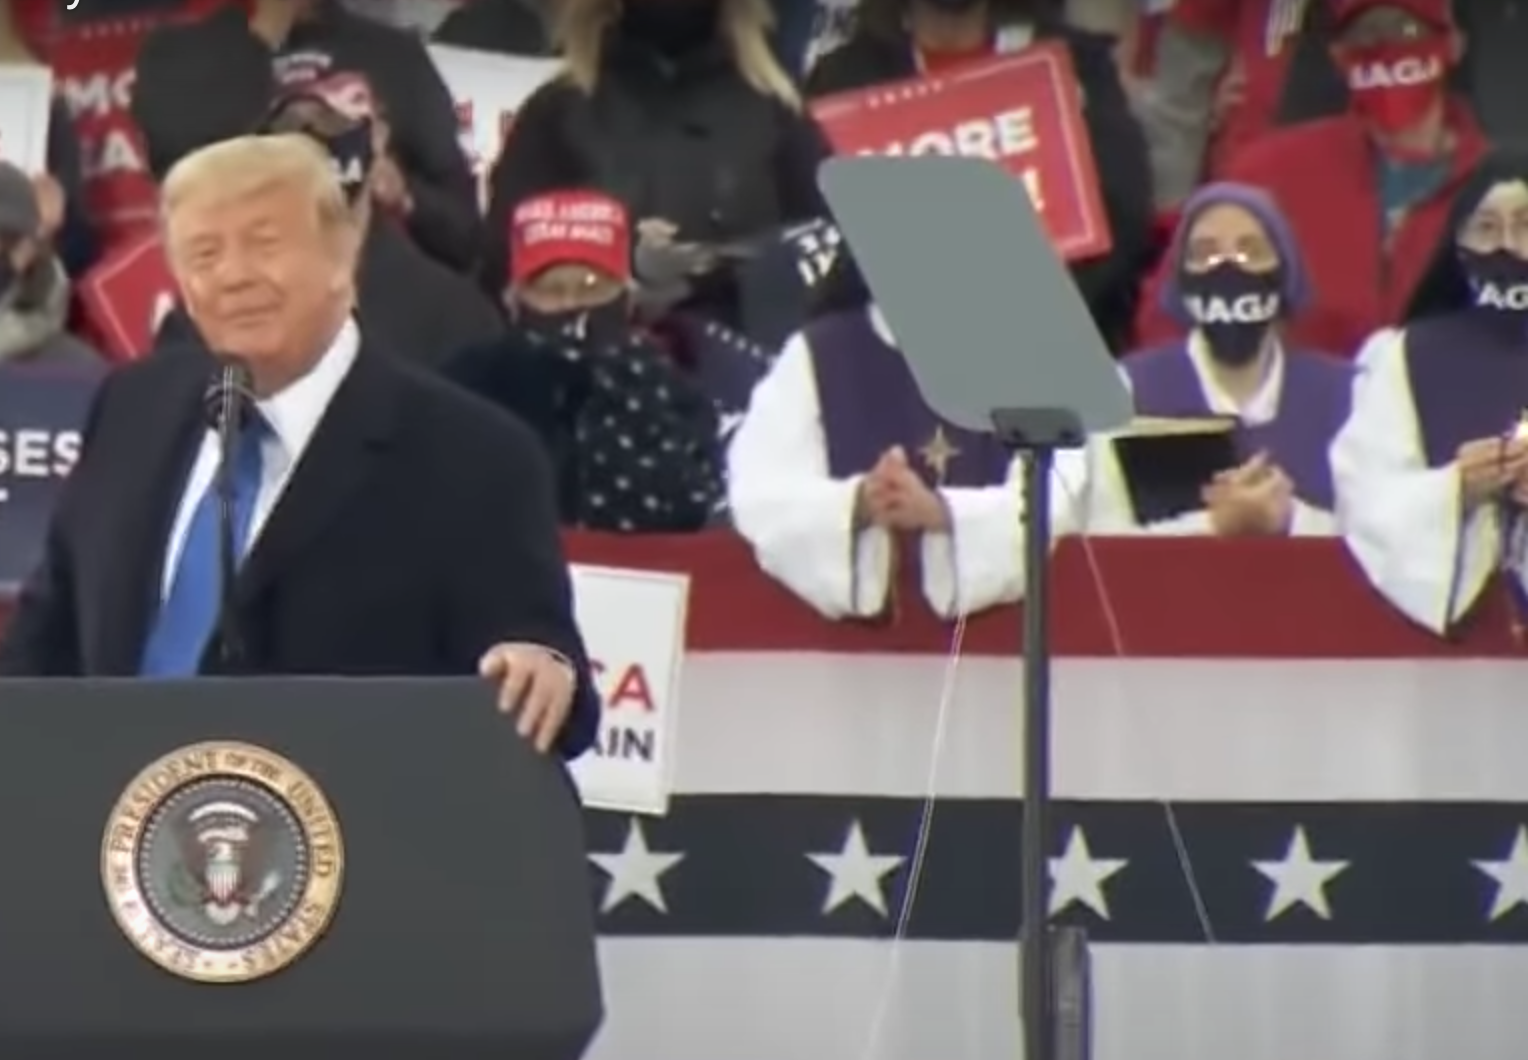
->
[[1137, 0, 1487, 359], [1137, 0, 1324, 207]]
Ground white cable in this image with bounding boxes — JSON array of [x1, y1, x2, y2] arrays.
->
[[1057, 474, 1219, 944], [850, 465, 1222, 1060], [852, 610, 970, 1060]]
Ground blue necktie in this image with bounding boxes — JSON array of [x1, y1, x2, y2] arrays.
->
[[138, 421, 267, 676]]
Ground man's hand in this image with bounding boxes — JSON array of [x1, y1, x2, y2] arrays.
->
[[1201, 452, 1294, 536], [1457, 436, 1528, 508], [1210, 57, 1248, 133], [856, 446, 951, 532], [479, 643, 577, 753], [31, 173, 63, 240], [369, 156, 413, 214]]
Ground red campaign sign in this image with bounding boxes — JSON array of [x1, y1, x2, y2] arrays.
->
[[76, 234, 175, 362], [49, 2, 224, 250], [809, 43, 1112, 262]]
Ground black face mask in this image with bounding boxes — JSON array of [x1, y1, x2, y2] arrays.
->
[[619, 0, 719, 54], [519, 301, 630, 349], [318, 119, 375, 205], [1178, 263, 1283, 367], [1460, 248, 1528, 314]]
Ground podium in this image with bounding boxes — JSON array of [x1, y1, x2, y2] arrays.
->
[[0, 678, 603, 1059]]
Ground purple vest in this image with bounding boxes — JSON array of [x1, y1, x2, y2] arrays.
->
[[1123, 344, 1352, 510], [1402, 311, 1528, 468], [807, 311, 1011, 487]]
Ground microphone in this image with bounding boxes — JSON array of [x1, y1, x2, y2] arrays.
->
[[203, 360, 256, 668]]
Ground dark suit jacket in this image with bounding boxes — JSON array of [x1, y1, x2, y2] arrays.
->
[[0, 340, 599, 758]]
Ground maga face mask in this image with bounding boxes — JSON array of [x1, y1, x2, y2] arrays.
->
[[1341, 37, 1450, 135], [1179, 263, 1283, 367], [320, 119, 375, 204], [1460, 249, 1528, 314]]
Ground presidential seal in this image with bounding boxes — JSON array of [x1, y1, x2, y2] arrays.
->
[[100, 741, 344, 984]]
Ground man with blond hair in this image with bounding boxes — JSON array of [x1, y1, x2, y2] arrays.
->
[[0, 134, 598, 759]]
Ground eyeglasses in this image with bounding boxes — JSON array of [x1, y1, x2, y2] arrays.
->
[[1337, 12, 1435, 48], [1458, 213, 1528, 254], [1181, 245, 1280, 272]]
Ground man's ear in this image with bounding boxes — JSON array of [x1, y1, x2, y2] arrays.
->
[[329, 223, 363, 294], [1447, 29, 1467, 65]]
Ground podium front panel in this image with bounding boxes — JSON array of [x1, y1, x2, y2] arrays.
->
[[0, 678, 602, 1058]]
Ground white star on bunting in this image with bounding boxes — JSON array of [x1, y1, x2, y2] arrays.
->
[[588, 818, 685, 914], [1049, 826, 1128, 918], [1474, 826, 1528, 921], [1252, 825, 1350, 921], [807, 820, 905, 917]]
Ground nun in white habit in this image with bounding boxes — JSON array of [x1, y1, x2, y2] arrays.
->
[[726, 300, 1080, 621], [1332, 152, 1528, 632]]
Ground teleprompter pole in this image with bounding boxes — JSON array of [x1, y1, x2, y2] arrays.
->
[[989, 407, 1086, 1060]]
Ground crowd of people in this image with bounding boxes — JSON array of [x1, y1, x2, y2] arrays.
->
[[2, 0, 1526, 638]]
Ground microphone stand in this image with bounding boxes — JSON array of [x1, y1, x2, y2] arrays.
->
[[209, 362, 251, 669], [989, 406, 1087, 1060]]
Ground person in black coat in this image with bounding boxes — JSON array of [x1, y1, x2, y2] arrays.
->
[[0, 132, 596, 758], [153, 83, 505, 367], [806, 0, 1155, 351], [446, 189, 722, 532], [481, 0, 832, 328], [132, 0, 481, 273]]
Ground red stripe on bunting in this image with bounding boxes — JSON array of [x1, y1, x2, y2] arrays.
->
[[0, 535, 1514, 660], [560, 534, 1520, 658]]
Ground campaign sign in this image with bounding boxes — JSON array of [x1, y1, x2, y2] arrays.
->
[[426, 46, 559, 207], [0, 368, 100, 591], [810, 43, 1112, 261], [76, 233, 176, 361], [52, 4, 223, 248], [0, 65, 51, 175], [567, 564, 689, 815]]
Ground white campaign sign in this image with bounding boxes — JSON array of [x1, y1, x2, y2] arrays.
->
[[567, 564, 689, 815], [426, 45, 559, 206], [0, 66, 52, 176]]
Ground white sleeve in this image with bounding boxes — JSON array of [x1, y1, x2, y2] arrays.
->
[[726, 335, 893, 620], [920, 448, 1090, 618], [1286, 500, 1337, 537], [1330, 327, 1500, 632], [1077, 402, 1212, 536]]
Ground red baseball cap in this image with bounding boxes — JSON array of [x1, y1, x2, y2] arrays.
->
[[510, 191, 632, 286], [1335, 0, 1452, 30]]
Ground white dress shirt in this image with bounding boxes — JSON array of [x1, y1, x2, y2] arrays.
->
[[728, 313, 1336, 620], [159, 319, 361, 600], [1330, 326, 1512, 632]]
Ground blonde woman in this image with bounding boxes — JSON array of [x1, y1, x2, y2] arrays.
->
[[482, 0, 832, 328]]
